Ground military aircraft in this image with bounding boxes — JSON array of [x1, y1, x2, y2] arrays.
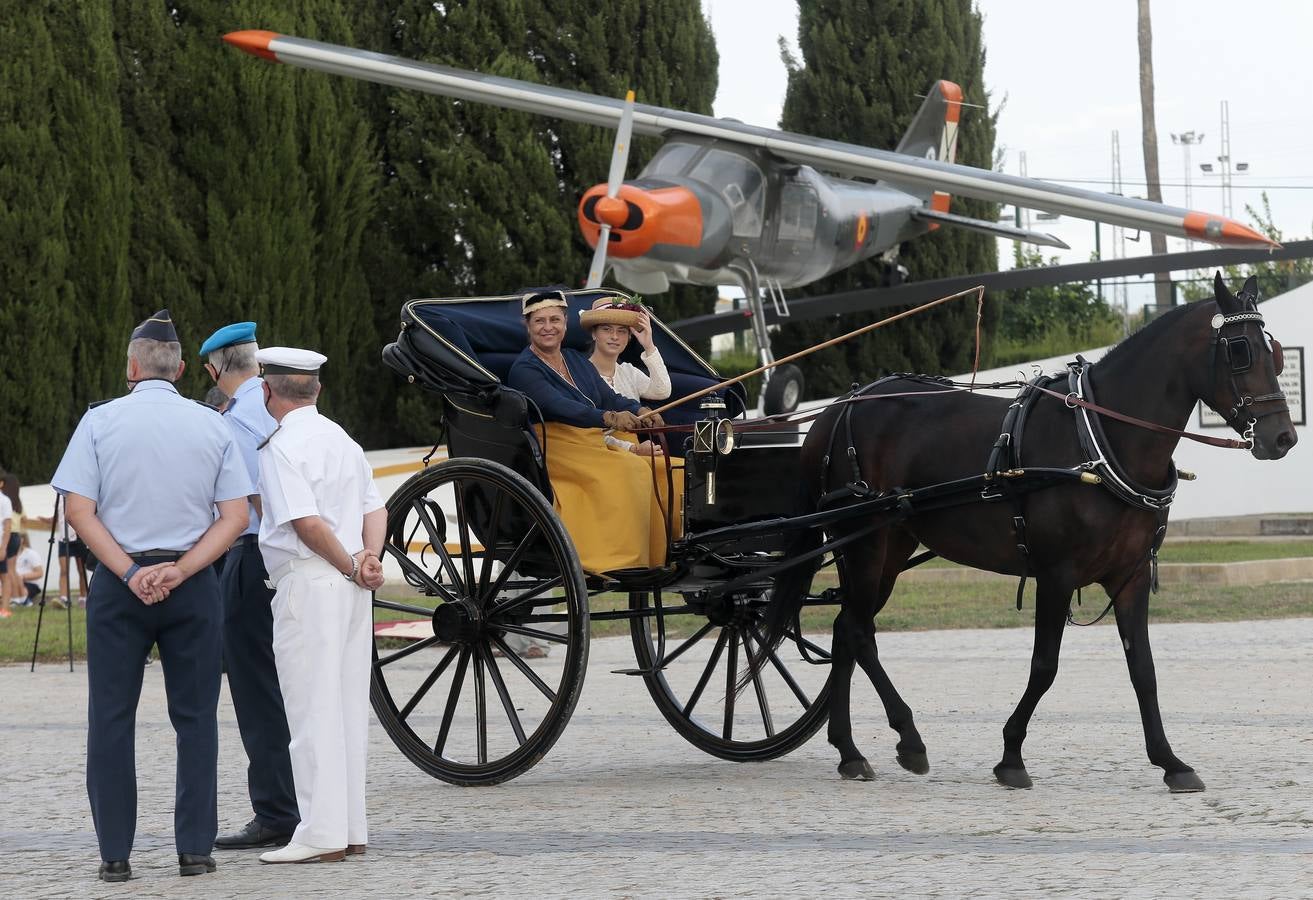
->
[[224, 30, 1276, 413]]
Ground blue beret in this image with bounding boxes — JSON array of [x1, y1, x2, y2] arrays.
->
[[199, 321, 258, 358], [131, 309, 178, 343]]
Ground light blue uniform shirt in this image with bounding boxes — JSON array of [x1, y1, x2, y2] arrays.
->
[[52, 380, 252, 554], [223, 375, 278, 536]]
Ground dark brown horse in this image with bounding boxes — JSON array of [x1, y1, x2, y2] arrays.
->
[[762, 273, 1296, 791]]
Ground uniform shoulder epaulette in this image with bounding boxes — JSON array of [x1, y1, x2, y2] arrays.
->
[[87, 399, 114, 410], [193, 399, 224, 413]]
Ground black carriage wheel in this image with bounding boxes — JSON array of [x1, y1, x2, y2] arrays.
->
[[628, 570, 836, 762], [371, 458, 589, 785]]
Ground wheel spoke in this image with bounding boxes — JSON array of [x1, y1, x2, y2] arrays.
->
[[653, 621, 714, 669], [475, 491, 506, 602], [498, 622, 568, 645], [374, 598, 438, 618], [375, 634, 442, 668], [723, 630, 739, 741], [481, 644, 527, 745], [488, 633, 557, 702], [749, 624, 811, 709], [397, 644, 460, 721], [452, 482, 478, 596], [473, 647, 488, 765], [483, 522, 541, 602], [383, 542, 457, 605], [434, 648, 470, 757], [741, 630, 775, 737], [412, 498, 463, 592], [487, 574, 564, 619], [682, 629, 729, 718]]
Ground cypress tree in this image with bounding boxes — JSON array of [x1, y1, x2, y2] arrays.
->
[[0, 5, 78, 482], [774, 0, 1000, 396], [112, 0, 206, 388], [126, 1, 380, 429]]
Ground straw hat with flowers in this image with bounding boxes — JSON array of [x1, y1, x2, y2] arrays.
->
[[579, 295, 648, 329]]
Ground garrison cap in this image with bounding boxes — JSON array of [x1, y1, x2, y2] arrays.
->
[[255, 346, 327, 375], [200, 321, 258, 358], [131, 309, 179, 343]]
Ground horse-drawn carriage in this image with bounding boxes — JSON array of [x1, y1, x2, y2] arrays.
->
[[373, 287, 841, 785], [371, 276, 1295, 791]]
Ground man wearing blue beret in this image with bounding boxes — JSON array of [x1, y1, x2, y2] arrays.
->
[[53, 309, 251, 881], [198, 322, 299, 851]]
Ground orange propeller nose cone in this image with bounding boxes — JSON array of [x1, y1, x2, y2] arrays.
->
[[596, 196, 629, 228]]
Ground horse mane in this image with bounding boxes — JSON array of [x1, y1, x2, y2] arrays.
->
[[1094, 299, 1204, 370]]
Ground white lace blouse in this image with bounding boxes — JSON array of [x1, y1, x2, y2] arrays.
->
[[601, 349, 672, 453]]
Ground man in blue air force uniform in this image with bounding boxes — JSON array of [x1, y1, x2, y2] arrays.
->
[[199, 322, 299, 850], [52, 310, 251, 883]]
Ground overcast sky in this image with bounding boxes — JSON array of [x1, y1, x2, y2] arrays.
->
[[706, 0, 1313, 305]]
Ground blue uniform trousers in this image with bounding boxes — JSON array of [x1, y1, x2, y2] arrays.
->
[[86, 565, 221, 860], [220, 537, 298, 831]]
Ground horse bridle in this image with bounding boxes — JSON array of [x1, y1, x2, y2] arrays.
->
[[1208, 293, 1287, 443]]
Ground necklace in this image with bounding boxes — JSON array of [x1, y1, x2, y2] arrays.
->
[[533, 346, 575, 386]]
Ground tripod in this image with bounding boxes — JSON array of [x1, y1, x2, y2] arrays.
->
[[30, 493, 74, 672]]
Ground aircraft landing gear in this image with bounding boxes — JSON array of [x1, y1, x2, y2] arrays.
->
[[731, 261, 805, 416]]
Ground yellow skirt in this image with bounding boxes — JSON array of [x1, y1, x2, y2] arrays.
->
[[538, 423, 684, 574]]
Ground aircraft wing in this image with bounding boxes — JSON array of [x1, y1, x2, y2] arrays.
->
[[224, 30, 1275, 248]]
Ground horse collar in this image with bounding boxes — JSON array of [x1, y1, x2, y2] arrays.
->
[[1068, 361, 1177, 512]]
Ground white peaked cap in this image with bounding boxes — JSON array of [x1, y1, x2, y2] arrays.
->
[[256, 346, 328, 374]]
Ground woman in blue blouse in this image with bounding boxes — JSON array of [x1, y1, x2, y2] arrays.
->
[[507, 291, 677, 572]]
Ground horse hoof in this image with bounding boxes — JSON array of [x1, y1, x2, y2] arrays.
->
[[1164, 770, 1206, 793], [896, 751, 930, 775], [838, 759, 876, 781], [993, 764, 1033, 790]]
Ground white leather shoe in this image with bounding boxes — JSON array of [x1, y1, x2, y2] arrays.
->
[[259, 842, 346, 864]]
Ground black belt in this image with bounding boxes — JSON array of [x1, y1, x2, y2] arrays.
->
[[130, 550, 183, 564], [234, 534, 260, 548]]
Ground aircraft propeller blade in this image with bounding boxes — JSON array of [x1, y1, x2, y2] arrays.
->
[[606, 90, 635, 196], [586, 224, 612, 289], [586, 89, 635, 289], [222, 30, 1277, 250]]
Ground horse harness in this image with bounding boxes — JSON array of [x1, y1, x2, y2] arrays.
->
[[1208, 289, 1289, 439], [814, 355, 1229, 619]]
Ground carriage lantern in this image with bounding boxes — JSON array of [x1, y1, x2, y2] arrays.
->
[[691, 394, 735, 505]]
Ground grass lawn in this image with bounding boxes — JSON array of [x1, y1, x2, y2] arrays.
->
[[915, 540, 1313, 568]]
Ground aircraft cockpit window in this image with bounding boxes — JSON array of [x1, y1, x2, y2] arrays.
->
[[689, 149, 764, 237], [778, 182, 818, 242], [641, 142, 700, 177]]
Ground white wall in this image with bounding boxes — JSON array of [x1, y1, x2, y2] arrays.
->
[[958, 282, 1313, 520]]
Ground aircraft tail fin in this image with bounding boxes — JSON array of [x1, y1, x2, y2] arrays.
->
[[894, 81, 964, 217]]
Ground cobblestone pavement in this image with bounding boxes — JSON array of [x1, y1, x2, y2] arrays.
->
[[2, 618, 1311, 898]]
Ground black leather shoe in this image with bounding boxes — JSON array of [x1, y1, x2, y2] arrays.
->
[[215, 818, 294, 849], [98, 860, 131, 882], [178, 853, 216, 876]]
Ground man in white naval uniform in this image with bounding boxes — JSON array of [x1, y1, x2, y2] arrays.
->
[[252, 347, 385, 864]]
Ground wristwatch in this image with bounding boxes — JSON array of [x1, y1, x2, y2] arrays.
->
[[344, 557, 360, 582]]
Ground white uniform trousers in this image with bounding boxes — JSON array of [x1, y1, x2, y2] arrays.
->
[[270, 556, 371, 850]]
